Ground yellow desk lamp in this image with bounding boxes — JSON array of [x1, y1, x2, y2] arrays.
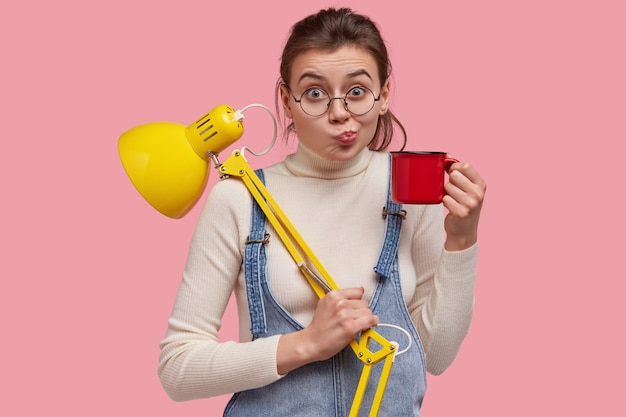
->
[[118, 104, 399, 416]]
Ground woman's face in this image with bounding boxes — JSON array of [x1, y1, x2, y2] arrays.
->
[[280, 45, 390, 162]]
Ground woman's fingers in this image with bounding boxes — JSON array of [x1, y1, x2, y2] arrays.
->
[[442, 162, 487, 250]]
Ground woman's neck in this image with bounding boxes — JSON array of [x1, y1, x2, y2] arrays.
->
[[284, 143, 371, 179]]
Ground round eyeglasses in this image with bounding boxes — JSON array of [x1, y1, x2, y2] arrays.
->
[[292, 86, 381, 117]]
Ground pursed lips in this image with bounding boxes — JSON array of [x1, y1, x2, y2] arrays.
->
[[334, 131, 357, 144]]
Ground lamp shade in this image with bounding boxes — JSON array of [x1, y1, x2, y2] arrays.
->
[[118, 104, 245, 218]]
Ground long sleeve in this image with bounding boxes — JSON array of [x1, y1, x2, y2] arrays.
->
[[404, 203, 478, 375], [157, 179, 284, 401]]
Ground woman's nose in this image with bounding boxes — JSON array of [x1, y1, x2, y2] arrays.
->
[[327, 97, 350, 122]]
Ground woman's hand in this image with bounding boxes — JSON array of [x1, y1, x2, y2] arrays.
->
[[277, 287, 378, 375], [442, 162, 487, 251]]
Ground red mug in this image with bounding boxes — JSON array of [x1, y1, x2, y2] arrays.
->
[[391, 151, 459, 204]]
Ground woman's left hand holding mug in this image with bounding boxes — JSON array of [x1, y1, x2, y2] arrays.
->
[[442, 162, 487, 251]]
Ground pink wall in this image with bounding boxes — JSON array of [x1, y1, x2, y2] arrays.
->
[[2, 0, 624, 415]]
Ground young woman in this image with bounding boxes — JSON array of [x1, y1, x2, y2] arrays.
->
[[158, 7, 486, 416]]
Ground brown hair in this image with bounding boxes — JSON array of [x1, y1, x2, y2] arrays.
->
[[275, 7, 407, 151]]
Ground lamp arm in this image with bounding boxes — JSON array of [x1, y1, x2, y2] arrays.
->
[[218, 149, 336, 298], [218, 149, 397, 416]]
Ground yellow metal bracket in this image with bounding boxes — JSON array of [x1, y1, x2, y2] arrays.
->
[[218, 150, 397, 416]]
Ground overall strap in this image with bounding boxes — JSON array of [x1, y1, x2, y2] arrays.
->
[[243, 169, 269, 337], [373, 154, 405, 280]]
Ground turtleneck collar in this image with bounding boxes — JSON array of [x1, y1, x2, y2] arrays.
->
[[283, 143, 372, 180]]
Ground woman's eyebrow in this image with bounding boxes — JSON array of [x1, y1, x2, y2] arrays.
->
[[296, 72, 325, 85], [346, 69, 374, 81], [296, 69, 374, 85]]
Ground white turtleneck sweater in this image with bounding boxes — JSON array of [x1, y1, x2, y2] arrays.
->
[[158, 145, 478, 402]]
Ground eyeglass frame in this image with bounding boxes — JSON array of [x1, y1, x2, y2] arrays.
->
[[289, 85, 382, 117]]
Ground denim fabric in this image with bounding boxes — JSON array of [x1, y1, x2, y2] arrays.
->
[[225, 160, 426, 416]]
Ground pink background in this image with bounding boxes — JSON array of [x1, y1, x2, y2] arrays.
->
[[2, 0, 624, 415]]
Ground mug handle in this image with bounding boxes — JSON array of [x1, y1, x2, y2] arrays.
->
[[444, 156, 459, 173]]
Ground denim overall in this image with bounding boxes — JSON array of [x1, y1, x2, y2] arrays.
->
[[224, 164, 427, 417]]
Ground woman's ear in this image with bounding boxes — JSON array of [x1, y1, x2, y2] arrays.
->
[[279, 83, 293, 119], [379, 79, 391, 115]]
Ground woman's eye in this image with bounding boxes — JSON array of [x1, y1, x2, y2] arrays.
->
[[348, 87, 366, 97], [305, 88, 327, 100]]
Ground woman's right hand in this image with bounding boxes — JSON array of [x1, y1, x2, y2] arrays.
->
[[276, 287, 379, 375]]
